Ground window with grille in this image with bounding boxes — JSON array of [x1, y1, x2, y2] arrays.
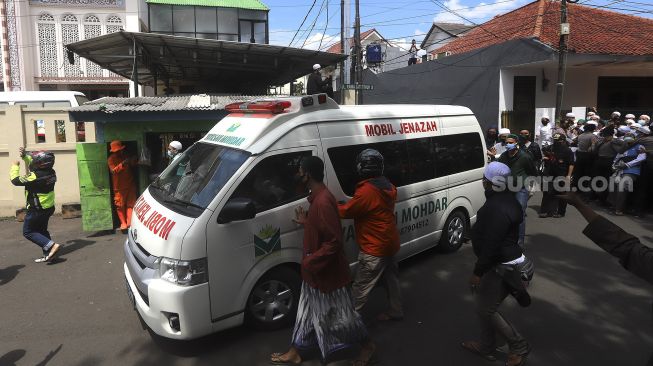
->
[[61, 14, 81, 77], [106, 15, 123, 34], [37, 13, 58, 77], [83, 15, 102, 77]]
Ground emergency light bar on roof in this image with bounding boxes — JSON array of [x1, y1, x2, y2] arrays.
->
[[225, 94, 330, 114]]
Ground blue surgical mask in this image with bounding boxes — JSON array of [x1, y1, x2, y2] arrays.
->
[[506, 143, 518, 151]]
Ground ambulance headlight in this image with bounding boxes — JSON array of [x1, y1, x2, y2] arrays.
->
[[156, 257, 208, 286]]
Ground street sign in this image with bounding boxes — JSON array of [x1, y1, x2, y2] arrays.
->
[[343, 84, 374, 90]]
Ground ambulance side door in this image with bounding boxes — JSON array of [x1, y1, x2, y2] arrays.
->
[[206, 145, 318, 326]]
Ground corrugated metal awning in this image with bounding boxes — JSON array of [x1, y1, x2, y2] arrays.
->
[[146, 0, 269, 10], [66, 31, 346, 93]]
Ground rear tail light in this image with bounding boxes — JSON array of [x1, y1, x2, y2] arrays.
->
[[317, 94, 327, 104], [225, 101, 292, 114]]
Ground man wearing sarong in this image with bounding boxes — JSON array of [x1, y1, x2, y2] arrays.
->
[[270, 156, 375, 365]]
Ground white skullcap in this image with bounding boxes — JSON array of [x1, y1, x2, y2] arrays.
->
[[625, 113, 636, 119], [626, 119, 637, 125], [541, 115, 550, 120], [169, 141, 182, 150], [637, 126, 651, 135], [612, 111, 621, 117], [640, 115, 650, 121], [566, 112, 575, 118], [313, 64, 321, 70], [484, 161, 511, 184], [586, 121, 598, 126], [498, 128, 511, 135]]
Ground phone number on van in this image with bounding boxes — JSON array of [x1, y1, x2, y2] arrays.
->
[[364, 121, 438, 137]]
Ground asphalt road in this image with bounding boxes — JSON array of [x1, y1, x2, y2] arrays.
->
[[1, 194, 652, 366]]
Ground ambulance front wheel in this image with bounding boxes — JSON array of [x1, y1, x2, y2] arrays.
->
[[245, 266, 301, 330], [438, 210, 467, 253]]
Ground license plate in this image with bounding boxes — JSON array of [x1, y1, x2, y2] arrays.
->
[[125, 277, 136, 308]]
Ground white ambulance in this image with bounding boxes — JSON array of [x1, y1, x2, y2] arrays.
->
[[124, 95, 487, 339]]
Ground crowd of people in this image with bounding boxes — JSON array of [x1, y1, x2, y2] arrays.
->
[[485, 110, 653, 218]]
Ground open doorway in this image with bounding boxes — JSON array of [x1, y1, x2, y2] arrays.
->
[[144, 132, 208, 180], [107, 140, 139, 229]]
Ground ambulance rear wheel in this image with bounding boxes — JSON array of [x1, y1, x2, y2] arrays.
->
[[245, 266, 301, 331], [438, 211, 467, 253]]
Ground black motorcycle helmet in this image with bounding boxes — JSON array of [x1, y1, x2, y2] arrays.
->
[[356, 148, 384, 178], [30, 151, 55, 170]]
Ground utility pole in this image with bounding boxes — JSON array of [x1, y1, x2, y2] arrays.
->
[[340, 0, 345, 104], [354, 0, 362, 105], [554, 0, 572, 126]]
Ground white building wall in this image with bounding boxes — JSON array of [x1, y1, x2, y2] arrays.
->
[[500, 62, 653, 127]]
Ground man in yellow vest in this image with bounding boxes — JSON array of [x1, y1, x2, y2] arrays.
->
[[10, 147, 62, 263]]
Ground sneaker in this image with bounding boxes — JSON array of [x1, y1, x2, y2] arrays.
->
[[538, 213, 550, 218], [34, 256, 49, 263]]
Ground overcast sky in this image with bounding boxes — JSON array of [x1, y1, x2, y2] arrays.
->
[[265, 0, 653, 51]]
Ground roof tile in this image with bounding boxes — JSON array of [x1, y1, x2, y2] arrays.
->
[[434, 0, 653, 57]]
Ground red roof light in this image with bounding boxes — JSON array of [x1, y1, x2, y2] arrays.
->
[[225, 101, 292, 114]]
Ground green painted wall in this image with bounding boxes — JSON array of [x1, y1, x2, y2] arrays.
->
[[103, 120, 216, 193]]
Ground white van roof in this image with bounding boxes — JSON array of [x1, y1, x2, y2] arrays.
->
[[202, 95, 475, 154], [0, 91, 86, 103]]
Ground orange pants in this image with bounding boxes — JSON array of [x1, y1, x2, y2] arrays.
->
[[114, 188, 137, 229]]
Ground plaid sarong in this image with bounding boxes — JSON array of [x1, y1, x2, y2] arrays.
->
[[291, 282, 368, 359]]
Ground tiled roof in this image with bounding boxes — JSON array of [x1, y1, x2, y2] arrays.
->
[[421, 22, 474, 49], [145, 0, 269, 10], [325, 29, 378, 54], [434, 0, 653, 57], [69, 94, 261, 113]]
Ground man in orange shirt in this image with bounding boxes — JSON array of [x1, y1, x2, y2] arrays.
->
[[339, 149, 403, 321], [107, 140, 137, 230]]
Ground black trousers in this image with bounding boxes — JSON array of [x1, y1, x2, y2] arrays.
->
[[476, 269, 529, 355], [573, 151, 594, 193], [634, 165, 653, 214], [591, 156, 614, 202], [540, 178, 568, 216]]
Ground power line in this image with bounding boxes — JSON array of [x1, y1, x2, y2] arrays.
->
[[288, 0, 318, 47], [318, 0, 330, 51], [300, 0, 328, 48]]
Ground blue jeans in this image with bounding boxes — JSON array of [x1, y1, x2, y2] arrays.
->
[[515, 188, 529, 248], [23, 207, 55, 254]]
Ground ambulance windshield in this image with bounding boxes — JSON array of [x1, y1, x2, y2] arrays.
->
[[150, 142, 250, 215]]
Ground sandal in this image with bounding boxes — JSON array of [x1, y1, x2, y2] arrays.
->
[[461, 341, 497, 361], [377, 312, 403, 322], [351, 342, 376, 366], [270, 352, 301, 365], [506, 352, 529, 366]]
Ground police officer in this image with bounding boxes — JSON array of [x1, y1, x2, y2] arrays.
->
[[10, 148, 62, 263]]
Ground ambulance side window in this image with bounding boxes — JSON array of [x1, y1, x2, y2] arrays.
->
[[229, 151, 312, 213]]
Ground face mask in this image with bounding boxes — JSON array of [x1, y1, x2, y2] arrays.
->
[[506, 143, 518, 151], [167, 150, 175, 158], [624, 137, 635, 143]]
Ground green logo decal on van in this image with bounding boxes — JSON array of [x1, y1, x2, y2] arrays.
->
[[226, 122, 241, 133], [254, 225, 281, 257]]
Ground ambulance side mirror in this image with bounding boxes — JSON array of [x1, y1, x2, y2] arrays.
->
[[217, 198, 256, 224]]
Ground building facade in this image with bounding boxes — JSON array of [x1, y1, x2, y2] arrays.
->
[[0, 0, 136, 98]]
